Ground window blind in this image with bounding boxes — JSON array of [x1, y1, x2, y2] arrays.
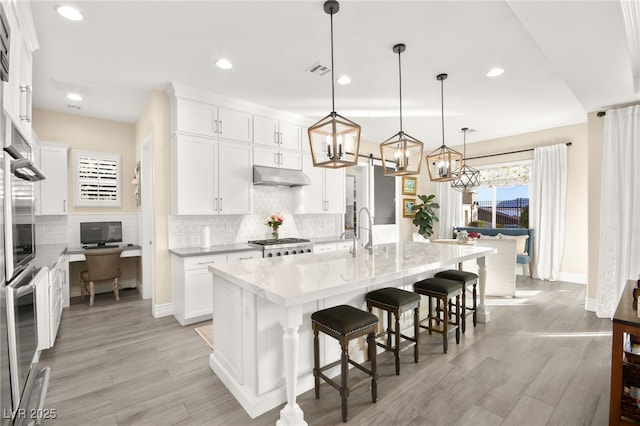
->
[[74, 150, 121, 207]]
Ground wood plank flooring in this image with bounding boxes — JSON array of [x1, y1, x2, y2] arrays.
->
[[40, 277, 612, 425]]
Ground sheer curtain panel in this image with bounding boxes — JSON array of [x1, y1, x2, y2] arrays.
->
[[530, 144, 567, 281], [596, 105, 640, 318], [437, 182, 462, 239]]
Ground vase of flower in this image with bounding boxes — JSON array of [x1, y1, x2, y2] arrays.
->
[[266, 214, 284, 241]]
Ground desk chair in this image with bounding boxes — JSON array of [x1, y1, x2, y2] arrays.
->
[[80, 247, 124, 307]]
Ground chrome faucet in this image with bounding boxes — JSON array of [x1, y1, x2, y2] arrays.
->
[[340, 231, 357, 257], [358, 207, 374, 253]]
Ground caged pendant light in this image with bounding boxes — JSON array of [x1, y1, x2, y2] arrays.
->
[[307, 0, 361, 169], [379, 43, 424, 176], [426, 73, 463, 182], [451, 127, 480, 192]]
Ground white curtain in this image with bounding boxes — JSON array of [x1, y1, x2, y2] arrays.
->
[[596, 105, 640, 318], [436, 182, 462, 239], [530, 144, 567, 280]]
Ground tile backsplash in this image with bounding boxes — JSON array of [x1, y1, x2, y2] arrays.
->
[[35, 214, 140, 247], [168, 186, 343, 248]]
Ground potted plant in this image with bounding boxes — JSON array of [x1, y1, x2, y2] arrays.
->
[[412, 194, 439, 238]]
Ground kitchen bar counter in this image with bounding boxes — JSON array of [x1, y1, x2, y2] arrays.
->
[[208, 241, 495, 424]]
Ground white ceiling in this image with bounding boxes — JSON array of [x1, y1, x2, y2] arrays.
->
[[30, 0, 640, 148]]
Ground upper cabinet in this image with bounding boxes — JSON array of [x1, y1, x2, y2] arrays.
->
[[37, 142, 69, 215], [297, 153, 345, 214], [171, 134, 252, 215], [253, 115, 302, 151], [2, 0, 38, 139], [172, 97, 252, 143]]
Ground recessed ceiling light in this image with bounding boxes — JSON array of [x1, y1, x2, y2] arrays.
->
[[486, 67, 504, 78], [216, 59, 232, 70], [337, 75, 351, 85], [56, 5, 83, 21], [66, 93, 82, 101]]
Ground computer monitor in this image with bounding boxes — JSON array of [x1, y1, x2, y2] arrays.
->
[[80, 222, 123, 247]]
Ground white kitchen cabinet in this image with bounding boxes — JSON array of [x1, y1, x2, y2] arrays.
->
[[37, 142, 69, 215], [298, 153, 345, 214], [172, 97, 252, 143], [172, 134, 253, 215], [2, 0, 37, 139], [253, 145, 301, 170], [253, 115, 302, 151], [37, 255, 67, 351], [171, 250, 262, 325]]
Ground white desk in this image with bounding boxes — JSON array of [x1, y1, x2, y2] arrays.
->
[[209, 241, 495, 424], [66, 245, 142, 262]]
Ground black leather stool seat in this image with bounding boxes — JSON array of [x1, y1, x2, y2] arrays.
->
[[311, 305, 378, 336], [435, 270, 478, 283], [435, 269, 479, 333], [414, 277, 463, 295], [312, 304, 378, 422], [413, 278, 462, 353], [366, 287, 421, 375], [366, 287, 421, 308]]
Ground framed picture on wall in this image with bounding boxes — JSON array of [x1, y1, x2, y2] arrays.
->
[[403, 198, 416, 218], [402, 176, 417, 195]]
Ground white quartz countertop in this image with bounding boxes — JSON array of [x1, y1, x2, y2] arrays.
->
[[209, 241, 495, 307], [34, 243, 68, 269]]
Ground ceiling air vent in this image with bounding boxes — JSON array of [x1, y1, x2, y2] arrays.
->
[[307, 62, 331, 77]]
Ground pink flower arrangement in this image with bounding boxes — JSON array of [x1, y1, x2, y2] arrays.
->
[[266, 214, 284, 230]]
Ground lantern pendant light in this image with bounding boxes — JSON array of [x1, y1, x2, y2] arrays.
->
[[307, 0, 361, 169], [426, 73, 463, 182], [451, 127, 481, 192], [379, 43, 424, 176]]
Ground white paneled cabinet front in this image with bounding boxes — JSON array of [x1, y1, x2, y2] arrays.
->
[[172, 250, 262, 325], [173, 97, 252, 143], [253, 115, 301, 150], [299, 153, 345, 214], [37, 143, 69, 215], [172, 134, 252, 215], [253, 145, 301, 170]]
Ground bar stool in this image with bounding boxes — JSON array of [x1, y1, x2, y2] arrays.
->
[[435, 270, 478, 333], [413, 277, 462, 353], [312, 304, 379, 422], [365, 287, 420, 375]]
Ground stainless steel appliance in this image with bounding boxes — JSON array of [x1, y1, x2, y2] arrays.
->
[[5, 266, 49, 425], [3, 122, 44, 282], [1, 124, 11, 425], [248, 238, 313, 257]]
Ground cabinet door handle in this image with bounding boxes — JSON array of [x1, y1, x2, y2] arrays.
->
[[279, 132, 283, 145], [19, 85, 32, 122], [219, 120, 223, 135], [198, 261, 216, 265], [279, 152, 283, 165], [213, 119, 218, 134], [214, 197, 218, 211], [274, 130, 278, 145], [219, 197, 222, 211], [237, 256, 253, 260], [63, 200, 66, 212], [274, 152, 279, 165]]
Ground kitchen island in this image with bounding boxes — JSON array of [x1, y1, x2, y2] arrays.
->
[[208, 241, 495, 425]]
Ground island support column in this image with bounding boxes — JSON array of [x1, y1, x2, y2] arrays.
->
[[277, 305, 308, 426], [475, 255, 491, 323]]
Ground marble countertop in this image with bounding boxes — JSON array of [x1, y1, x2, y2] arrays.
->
[[209, 241, 495, 307], [34, 243, 68, 269], [169, 244, 260, 258]]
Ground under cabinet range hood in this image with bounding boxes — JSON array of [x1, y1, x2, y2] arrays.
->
[[253, 165, 310, 187]]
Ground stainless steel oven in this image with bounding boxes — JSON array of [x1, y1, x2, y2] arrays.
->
[[3, 122, 44, 282], [5, 266, 49, 423]]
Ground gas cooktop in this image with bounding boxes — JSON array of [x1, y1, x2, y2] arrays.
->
[[248, 238, 310, 246]]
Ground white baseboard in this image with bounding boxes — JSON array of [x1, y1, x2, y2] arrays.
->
[[585, 297, 597, 312], [153, 302, 174, 318], [558, 272, 587, 285]]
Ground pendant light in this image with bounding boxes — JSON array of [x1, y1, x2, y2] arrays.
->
[[451, 127, 480, 192], [379, 44, 424, 176], [426, 73, 463, 182], [308, 0, 361, 169]]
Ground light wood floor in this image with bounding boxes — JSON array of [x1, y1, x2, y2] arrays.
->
[[40, 277, 612, 425]]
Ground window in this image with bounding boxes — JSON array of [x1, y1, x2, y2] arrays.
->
[[73, 150, 121, 207], [473, 162, 529, 228]]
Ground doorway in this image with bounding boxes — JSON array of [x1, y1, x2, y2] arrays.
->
[[140, 136, 154, 304]]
